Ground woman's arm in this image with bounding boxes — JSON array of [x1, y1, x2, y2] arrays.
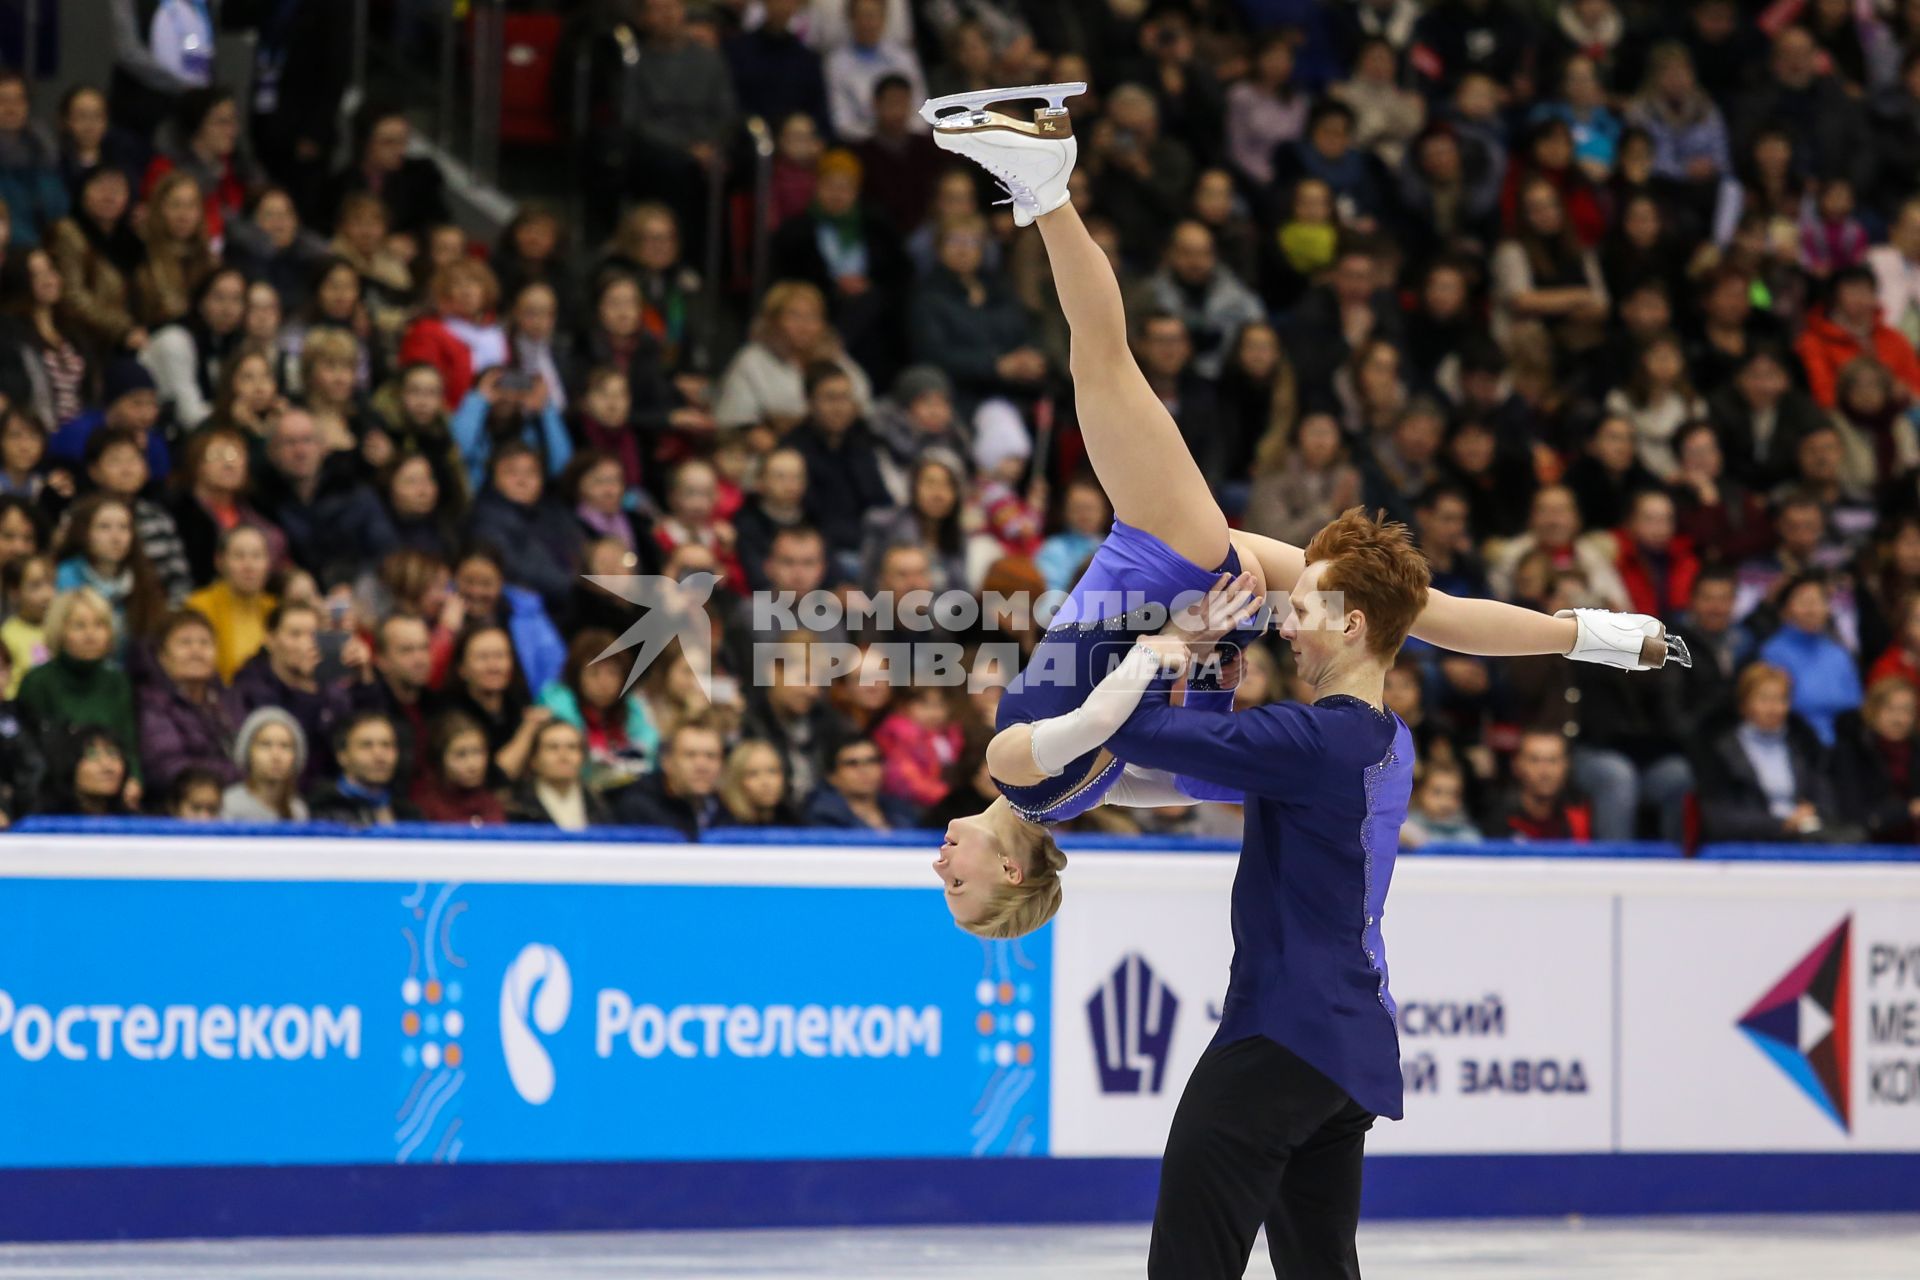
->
[[1237, 526, 1574, 650], [986, 574, 1261, 786], [1414, 594, 1681, 667], [1103, 764, 1244, 809], [1232, 530, 1678, 667], [985, 637, 1186, 787], [1106, 766, 1203, 808], [1411, 589, 1575, 656], [1510, 286, 1606, 316], [494, 706, 549, 782]]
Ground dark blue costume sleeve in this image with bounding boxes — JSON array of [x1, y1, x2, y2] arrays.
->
[[1164, 670, 1238, 800], [1173, 771, 1245, 804], [1107, 687, 1320, 801]]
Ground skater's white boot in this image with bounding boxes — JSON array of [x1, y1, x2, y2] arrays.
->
[[919, 82, 1084, 227]]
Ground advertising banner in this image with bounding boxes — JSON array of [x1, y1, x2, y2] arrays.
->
[[1, 838, 1914, 1187], [1048, 868, 1615, 1157], [0, 877, 1050, 1166], [1621, 896, 1920, 1152]]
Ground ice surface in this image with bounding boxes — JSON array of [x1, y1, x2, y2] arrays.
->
[[0, 1216, 1915, 1280]]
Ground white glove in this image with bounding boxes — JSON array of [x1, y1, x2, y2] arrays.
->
[[1556, 608, 1687, 672]]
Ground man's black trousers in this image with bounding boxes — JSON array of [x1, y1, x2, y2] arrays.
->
[[1148, 1035, 1377, 1279]]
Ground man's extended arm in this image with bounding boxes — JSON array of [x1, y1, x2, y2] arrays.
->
[[1105, 685, 1314, 801]]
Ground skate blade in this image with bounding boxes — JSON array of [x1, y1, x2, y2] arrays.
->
[[1661, 633, 1693, 670], [919, 81, 1087, 128]]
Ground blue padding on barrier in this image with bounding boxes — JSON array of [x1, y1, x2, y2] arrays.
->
[[0, 1153, 1915, 1241], [10, 816, 1920, 863], [11, 816, 362, 838], [1417, 839, 1681, 859], [1698, 842, 1920, 862], [8, 816, 728, 845], [1359, 1152, 1920, 1219], [677, 825, 934, 847]]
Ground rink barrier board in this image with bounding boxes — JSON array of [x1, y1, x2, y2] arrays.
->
[[0, 1155, 1917, 1240], [0, 830, 1916, 1240]]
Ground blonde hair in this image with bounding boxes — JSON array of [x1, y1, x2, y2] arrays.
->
[[718, 739, 785, 823], [957, 815, 1068, 939], [45, 586, 117, 655], [1737, 661, 1792, 710], [301, 326, 359, 380], [752, 280, 829, 347], [430, 258, 500, 314]]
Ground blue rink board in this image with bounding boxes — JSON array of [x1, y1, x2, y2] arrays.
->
[[0, 1153, 1916, 1241], [0, 878, 1050, 1167]]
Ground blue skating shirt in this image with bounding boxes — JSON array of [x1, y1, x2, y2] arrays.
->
[[1109, 691, 1414, 1120]]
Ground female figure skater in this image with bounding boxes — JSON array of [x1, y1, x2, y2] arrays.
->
[[924, 84, 1685, 938]]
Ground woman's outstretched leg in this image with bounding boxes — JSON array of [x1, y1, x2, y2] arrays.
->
[[925, 86, 1229, 569], [1034, 204, 1230, 568]]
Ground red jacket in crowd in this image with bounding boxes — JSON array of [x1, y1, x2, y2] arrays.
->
[[1501, 797, 1594, 841], [1794, 306, 1920, 408], [399, 313, 477, 409], [1612, 528, 1700, 618]]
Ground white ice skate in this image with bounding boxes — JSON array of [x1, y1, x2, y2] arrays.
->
[[919, 82, 1084, 227]]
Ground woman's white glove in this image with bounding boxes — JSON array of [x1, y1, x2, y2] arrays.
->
[[1556, 608, 1692, 671], [1029, 641, 1173, 777]]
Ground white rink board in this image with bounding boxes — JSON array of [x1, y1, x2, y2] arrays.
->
[[1622, 896, 1920, 1151], [1049, 855, 1920, 1160]]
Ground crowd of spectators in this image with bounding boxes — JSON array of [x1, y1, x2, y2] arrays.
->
[[3, 0, 1920, 849]]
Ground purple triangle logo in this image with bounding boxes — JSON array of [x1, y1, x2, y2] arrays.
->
[[1735, 917, 1851, 1133]]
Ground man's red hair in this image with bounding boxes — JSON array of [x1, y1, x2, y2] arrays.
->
[[1304, 507, 1432, 660]]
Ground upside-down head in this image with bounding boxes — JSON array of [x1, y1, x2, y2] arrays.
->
[[934, 798, 1067, 938]]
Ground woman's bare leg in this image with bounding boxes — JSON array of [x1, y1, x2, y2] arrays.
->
[[1034, 204, 1230, 569]]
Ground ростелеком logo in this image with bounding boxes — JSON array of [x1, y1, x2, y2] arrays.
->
[[1737, 915, 1851, 1132], [500, 943, 572, 1105], [1088, 952, 1178, 1094]]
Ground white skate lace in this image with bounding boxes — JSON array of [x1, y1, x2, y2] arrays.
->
[[990, 178, 1028, 210]]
